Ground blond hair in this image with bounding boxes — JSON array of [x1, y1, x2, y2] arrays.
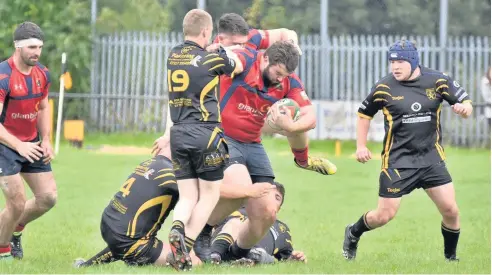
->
[[183, 9, 212, 37]]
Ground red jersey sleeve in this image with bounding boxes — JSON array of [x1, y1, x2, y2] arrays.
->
[[0, 74, 9, 104], [285, 74, 311, 107], [232, 48, 259, 74], [233, 49, 247, 69], [246, 29, 270, 50], [42, 67, 51, 99]]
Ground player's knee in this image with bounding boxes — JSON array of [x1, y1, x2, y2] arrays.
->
[[377, 208, 397, 225], [253, 203, 277, 226], [442, 204, 459, 219], [38, 191, 58, 210]]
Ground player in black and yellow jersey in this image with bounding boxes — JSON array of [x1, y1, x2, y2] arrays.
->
[[209, 185, 307, 266], [343, 39, 473, 262], [166, 9, 244, 271], [73, 154, 186, 267], [73, 142, 275, 268]]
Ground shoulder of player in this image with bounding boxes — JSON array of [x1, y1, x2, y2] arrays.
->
[[35, 62, 49, 71], [275, 219, 290, 232], [372, 74, 393, 93], [150, 156, 174, 174], [420, 66, 451, 83], [232, 47, 257, 57], [0, 60, 12, 77], [231, 48, 258, 71], [0, 60, 12, 88], [248, 28, 262, 37], [376, 73, 393, 86], [149, 158, 178, 193], [34, 62, 50, 80], [285, 74, 303, 87]]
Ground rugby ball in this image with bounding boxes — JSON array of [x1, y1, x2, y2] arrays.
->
[[266, 98, 301, 131]]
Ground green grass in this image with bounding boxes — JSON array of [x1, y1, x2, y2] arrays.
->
[[0, 135, 490, 274]]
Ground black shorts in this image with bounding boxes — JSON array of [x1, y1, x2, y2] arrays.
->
[[224, 136, 275, 184], [170, 123, 228, 181], [0, 138, 52, 176], [379, 161, 452, 198], [100, 217, 163, 266]]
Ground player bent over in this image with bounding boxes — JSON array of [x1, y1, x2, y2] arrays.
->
[[74, 145, 276, 268], [210, 197, 307, 266], [342, 39, 472, 262], [0, 22, 56, 260], [166, 9, 243, 271], [74, 153, 196, 267]]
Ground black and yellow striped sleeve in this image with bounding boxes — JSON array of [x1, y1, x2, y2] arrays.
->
[[436, 76, 471, 105], [152, 167, 177, 187], [357, 83, 390, 119], [203, 49, 235, 76]]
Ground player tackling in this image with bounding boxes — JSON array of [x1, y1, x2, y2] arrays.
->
[[165, 9, 243, 271]]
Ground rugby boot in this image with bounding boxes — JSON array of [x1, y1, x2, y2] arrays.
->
[[342, 224, 359, 260], [295, 156, 337, 175], [168, 229, 192, 271], [10, 234, 23, 259]]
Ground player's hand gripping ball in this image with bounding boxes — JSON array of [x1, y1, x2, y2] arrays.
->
[[266, 98, 301, 131]]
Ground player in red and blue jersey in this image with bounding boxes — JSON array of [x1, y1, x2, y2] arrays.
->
[[0, 22, 57, 261], [209, 13, 333, 175], [207, 13, 301, 55], [206, 41, 337, 262], [184, 14, 336, 262]]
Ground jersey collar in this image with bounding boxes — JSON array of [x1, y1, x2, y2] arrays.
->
[[8, 56, 33, 76], [184, 40, 204, 50]]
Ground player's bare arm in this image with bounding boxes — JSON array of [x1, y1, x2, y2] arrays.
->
[[0, 103, 43, 163], [269, 105, 316, 133], [152, 105, 172, 157], [355, 116, 372, 163], [220, 182, 276, 199], [37, 96, 54, 163], [258, 29, 301, 54], [0, 103, 22, 149]]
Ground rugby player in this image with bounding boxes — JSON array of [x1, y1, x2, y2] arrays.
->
[[210, 204, 307, 265], [0, 22, 57, 260], [73, 148, 277, 268], [207, 13, 301, 55], [210, 13, 330, 176], [165, 9, 243, 271], [342, 39, 472, 262]]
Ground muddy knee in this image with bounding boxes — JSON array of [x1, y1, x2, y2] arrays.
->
[[37, 191, 57, 210]]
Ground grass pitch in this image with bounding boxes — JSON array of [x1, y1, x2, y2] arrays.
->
[[0, 133, 489, 274]]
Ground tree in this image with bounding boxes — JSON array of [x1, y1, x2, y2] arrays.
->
[[201, 0, 491, 37], [0, 0, 92, 94], [96, 0, 171, 34]]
